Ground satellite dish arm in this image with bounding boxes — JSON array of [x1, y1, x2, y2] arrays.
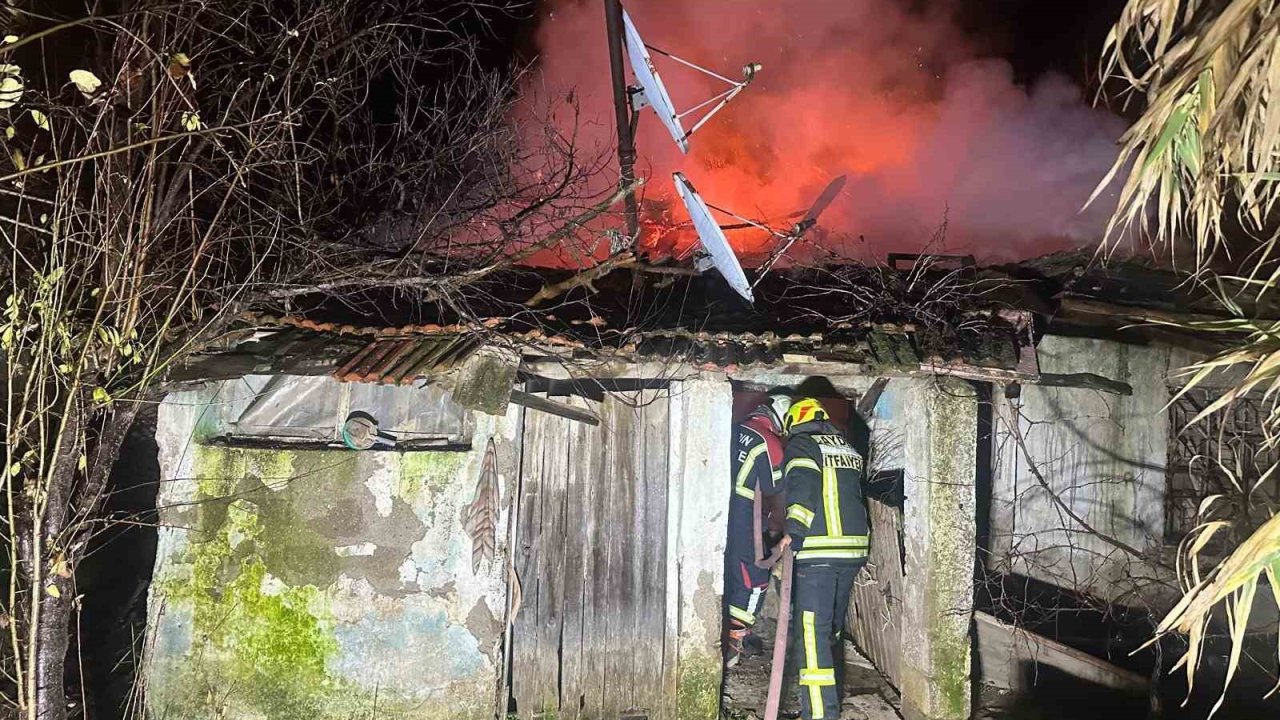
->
[[751, 232, 803, 290]]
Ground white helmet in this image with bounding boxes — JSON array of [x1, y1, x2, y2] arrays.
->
[[756, 394, 793, 434]]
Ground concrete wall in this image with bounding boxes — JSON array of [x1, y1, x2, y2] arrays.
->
[[990, 336, 1179, 606], [667, 378, 735, 718], [145, 374, 743, 720], [899, 378, 979, 720], [145, 377, 520, 720]]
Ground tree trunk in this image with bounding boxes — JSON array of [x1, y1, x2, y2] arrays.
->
[[33, 586, 72, 720], [27, 408, 136, 720]]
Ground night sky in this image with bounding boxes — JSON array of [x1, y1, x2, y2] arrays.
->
[[505, 1, 1135, 102]]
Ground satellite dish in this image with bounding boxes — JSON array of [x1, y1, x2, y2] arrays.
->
[[672, 172, 754, 303], [669, 174, 849, 292], [749, 174, 848, 286], [800, 175, 848, 228], [622, 9, 760, 154], [622, 10, 687, 153]]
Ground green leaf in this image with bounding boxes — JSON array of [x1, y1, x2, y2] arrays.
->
[[2, 35, 18, 45], [0, 70, 22, 110], [180, 111, 202, 132], [4, 126, 13, 140], [7, 463, 19, 477], [91, 387, 111, 405], [68, 69, 101, 95], [1145, 105, 1190, 171], [28, 109, 47, 131]]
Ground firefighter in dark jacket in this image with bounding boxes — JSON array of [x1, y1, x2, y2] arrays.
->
[[780, 397, 870, 720], [723, 394, 792, 668]]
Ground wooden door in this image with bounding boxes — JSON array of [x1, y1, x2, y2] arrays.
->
[[846, 471, 906, 688], [510, 391, 674, 719]]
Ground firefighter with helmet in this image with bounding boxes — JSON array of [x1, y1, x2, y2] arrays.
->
[[723, 393, 792, 668], [780, 397, 870, 720]]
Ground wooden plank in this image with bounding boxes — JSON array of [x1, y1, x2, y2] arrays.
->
[[1034, 373, 1133, 396], [637, 389, 670, 718], [512, 397, 545, 718], [625, 392, 649, 716], [510, 389, 602, 425], [846, 496, 905, 688], [580, 395, 611, 717], [558, 395, 590, 718], [601, 393, 636, 718], [973, 611, 1148, 693], [535, 410, 569, 716]]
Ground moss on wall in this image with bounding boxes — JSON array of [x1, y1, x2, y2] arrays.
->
[[677, 652, 721, 720], [149, 445, 492, 720], [398, 450, 468, 503]]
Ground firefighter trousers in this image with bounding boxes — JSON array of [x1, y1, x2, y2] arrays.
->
[[791, 561, 863, 720], [724, 549, 771, 630]]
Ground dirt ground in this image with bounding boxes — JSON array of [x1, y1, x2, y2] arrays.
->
[[720, 610, 903, 720]]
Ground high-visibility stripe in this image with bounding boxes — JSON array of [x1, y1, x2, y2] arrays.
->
[[822, 466, 843, 536], [771, 469, 782, 482], [735, 444, 766, 500], [785, 457, 820, 476], [747, 586, 764, 617], [786, 504, 815, 527], [796, 548, 869, 561], [801, 534, 869, 548], [800, 668, 836, 685], [802, 611, 824, 719], [729, 605, 756, 625]]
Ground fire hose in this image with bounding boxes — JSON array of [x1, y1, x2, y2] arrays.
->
[[753, 480, 790, 720]]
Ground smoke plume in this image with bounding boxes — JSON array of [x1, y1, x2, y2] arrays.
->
[[528, 0, 1127, 263]]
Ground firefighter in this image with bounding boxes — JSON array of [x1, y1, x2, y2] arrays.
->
[[723, 393, 792, 668], [780, 397, 870, 720]]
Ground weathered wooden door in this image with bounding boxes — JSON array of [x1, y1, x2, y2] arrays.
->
[[510, 391, 675, 719], [846, 471, 906, 688]]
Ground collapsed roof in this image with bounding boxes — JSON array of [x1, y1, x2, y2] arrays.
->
[[173, 251, 1249, 403]]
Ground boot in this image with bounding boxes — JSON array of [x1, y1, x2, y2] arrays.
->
[[725, 622, 749, 668]]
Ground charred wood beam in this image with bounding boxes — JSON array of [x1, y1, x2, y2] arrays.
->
[[1034, 372, 1133, 396], [1057, 297, 1278, 326], [509, 389, 600, 425], [855, 377, 889, 416]]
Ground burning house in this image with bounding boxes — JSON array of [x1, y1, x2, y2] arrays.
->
[[135, 253, 1280, 720]]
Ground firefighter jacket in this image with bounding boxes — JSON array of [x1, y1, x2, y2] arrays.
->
[[730, 414, 784, 504], [782, 419, 870, 564]]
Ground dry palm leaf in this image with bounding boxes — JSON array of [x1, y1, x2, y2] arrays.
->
[[462, 438, 500, 574], [1102, 4, 1280, 708]]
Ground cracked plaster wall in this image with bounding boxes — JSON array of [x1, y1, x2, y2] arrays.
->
[[144, 376, 519, 720]]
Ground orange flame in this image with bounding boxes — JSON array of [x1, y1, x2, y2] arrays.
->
[[527, 0, 1127, 266]]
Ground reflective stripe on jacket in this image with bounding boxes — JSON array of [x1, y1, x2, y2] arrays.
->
[[730, 415, 783, 502], [782, 419, 870, 564]]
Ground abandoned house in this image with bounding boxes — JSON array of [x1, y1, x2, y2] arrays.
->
[[137, 252, 1280, 720]]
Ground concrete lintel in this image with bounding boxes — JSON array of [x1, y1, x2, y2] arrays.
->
[[900, 377, 978, 720]]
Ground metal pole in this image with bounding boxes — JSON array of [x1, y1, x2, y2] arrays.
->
[[604, 0, 640, 244]]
